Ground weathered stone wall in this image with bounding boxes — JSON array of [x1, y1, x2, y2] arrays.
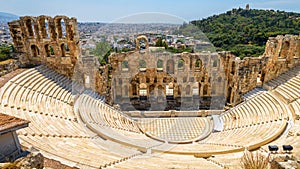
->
[[262, 35, 300, 83], [219, 52, 267, 106], [109, 48, 227, 110], [108, 34, 300, 109], [8, 15, 80, 78], [72, 54, 108, 96], [219, 35, 300, 106], [8, 15, 300, 109]]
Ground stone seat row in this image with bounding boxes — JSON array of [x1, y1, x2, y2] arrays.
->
[[290, 99, 300, 117], [18, 135, 138, 169], [221, 92, 288, 130], [76, 94, 164, 152], [273, 75, 300, 103], [264, 65, 300, 89], [200, 120, 286, 149], [76, 93, 140, 133], [0, 106, 92, 138], [242, 87, 267, 101], [107, 153, 223, 169], [0, 66, 80, 120]]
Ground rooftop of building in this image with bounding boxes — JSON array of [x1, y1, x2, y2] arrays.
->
[[0, 113, 29, 135]]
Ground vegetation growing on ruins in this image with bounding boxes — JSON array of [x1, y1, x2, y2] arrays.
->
[[191, 8, 300, 58], [0, 44, 13, 61], [240, 150, 270, 169]]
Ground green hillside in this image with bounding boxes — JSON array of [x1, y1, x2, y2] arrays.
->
[[191, 8, 300, 58]]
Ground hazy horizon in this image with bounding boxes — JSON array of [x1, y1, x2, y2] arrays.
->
[[0, 0, 299, 23]]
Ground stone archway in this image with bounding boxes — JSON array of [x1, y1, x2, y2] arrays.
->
[[135, 35, 149, 51], [128, 68, 177, 110]]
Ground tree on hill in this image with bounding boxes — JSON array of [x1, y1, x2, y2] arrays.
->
[[190, 8, 300, 58], [90, 42, 112, 65]]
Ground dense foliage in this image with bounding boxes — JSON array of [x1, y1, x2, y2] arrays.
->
[[191, 8, 300, 58], [0, 44, 13, 61], [90, 42, 111, 66]]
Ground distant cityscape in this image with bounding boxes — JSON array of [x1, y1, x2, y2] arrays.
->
[[0, 20, 212, 53]]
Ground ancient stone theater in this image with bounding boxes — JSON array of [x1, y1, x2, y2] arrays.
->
[[0, 15, 299, 168]]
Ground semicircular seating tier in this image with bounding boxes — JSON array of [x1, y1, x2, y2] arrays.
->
[[136, 117, 213, 143], [0, 64, 296, 168]]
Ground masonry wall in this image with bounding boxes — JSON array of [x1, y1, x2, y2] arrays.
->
[[262, 35, 300, 83], [8, 15, 80, 78], [108, 35, 300, 110], [219, 35, 300, 106], [109, 49, 227, 110], [8, 15, 300, 109]]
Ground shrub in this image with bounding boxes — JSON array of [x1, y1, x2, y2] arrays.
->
[[240, 150, 270, 169]]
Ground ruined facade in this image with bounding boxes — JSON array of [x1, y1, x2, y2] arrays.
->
[[109, 49, 226, 110], [109, 35, 300, 110], [8, 15, 80, 78], [262, 35, 300, 83], [7, 15, 300, 110], [219, 34, 300, 106]]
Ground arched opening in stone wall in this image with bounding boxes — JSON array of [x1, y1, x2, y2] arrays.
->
[[192, 82, 199, 96], [38, 18, 50, 39], [178, 85, 182, 96], [157, 85, 165, 96], [157, 59, 163, 71], [50, 45, 55, 56], [30, 45, 39, 57], [185, 85, 191, 95], [280, 41, 290, 58], [123, 85, 128, 97], [178, 59, 185, 70], [149, 84, 155, 95], [211, 84, 216, 95], [61, 19, 66, 38], [226, 86, 232, 103], [45, 19, 50, 38], [166, 82, 174, 99], [56, 18, 67, 39], [135, 35, 149, 51], [122, 60, 129, 71], [131, 83, 137, 96], [166, 59, 174, 74], [195, 59, 202, 71], [139, 83, 147, 100], [61, 44, 66, 57], [231, 61, 235, 74], [218, 77, 222, 82], [203, 84, 209, 96], [45, 44, 50, 57], [25, 19, 35, 37], [213, 59, 218, 67], [139, 60, 146, 71]]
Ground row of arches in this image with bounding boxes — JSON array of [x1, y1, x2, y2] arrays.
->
[[23, 16, 73, 40], [30, 43, 70, 57], [127, 82, 213, 98], [121, 58, 210, 73]]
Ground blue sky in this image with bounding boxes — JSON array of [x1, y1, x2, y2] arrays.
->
[[0, 0, 299, 22]]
